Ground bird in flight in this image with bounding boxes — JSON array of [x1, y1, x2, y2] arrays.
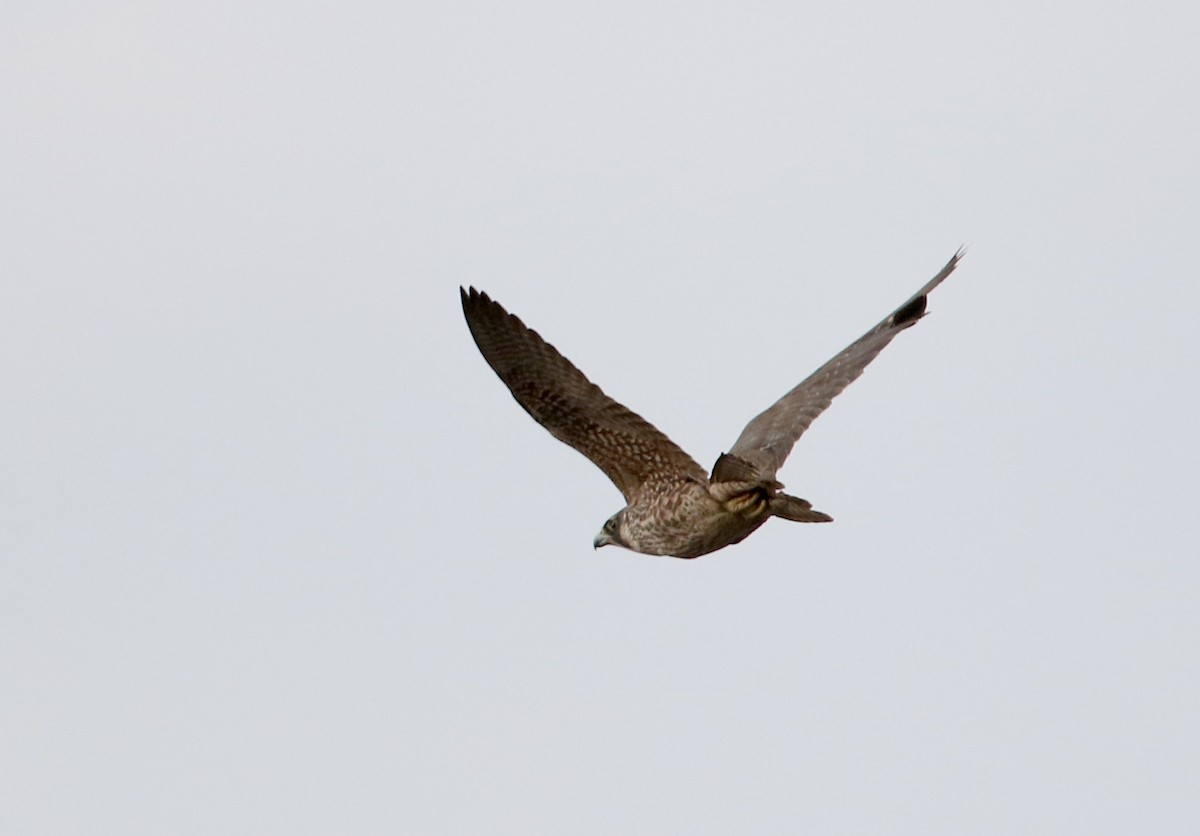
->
[[461, 251, 962, 558]]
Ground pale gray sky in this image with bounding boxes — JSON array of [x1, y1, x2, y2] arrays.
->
[[3, 1, 1198, 833]]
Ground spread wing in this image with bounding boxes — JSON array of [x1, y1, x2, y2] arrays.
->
[[725, 250, 963, 480], [461, 288, 707, 501]]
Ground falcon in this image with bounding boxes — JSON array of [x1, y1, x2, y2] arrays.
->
[[461, 251, 962, 558]]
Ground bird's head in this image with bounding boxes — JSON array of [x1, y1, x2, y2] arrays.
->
[[593, 512, 627, 551]]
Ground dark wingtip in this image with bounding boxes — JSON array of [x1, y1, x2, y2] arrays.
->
[[461, 288, 529, 342], [889, 247, 963, 327], [461, 286, 496, 318], [892, 294, 928, 327]]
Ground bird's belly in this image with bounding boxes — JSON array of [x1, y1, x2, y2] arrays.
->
[[624, 479, 772, 558], [645, 509, 767, 559]]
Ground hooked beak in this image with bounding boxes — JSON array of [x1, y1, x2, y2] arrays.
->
[[593, 530, 613, 549]]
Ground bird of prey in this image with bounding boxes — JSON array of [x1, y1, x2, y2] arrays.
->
[[461, 251, 962, 558]]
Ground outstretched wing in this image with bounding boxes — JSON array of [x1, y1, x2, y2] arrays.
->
[[725, 250, 963, 480], [461, 288, 707, 501]]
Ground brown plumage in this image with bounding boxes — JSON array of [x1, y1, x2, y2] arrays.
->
[[461, 250, 962, 558]]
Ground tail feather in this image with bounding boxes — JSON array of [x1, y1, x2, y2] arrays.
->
[[770, 493, 833, 523]]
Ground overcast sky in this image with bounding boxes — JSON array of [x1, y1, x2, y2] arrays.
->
[[3, 1, 1198, 833]]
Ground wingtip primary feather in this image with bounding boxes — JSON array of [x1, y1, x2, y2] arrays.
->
[[889, 247, 964, 327], [459, 285, 477, 315], [460, 285, 486, 309]]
